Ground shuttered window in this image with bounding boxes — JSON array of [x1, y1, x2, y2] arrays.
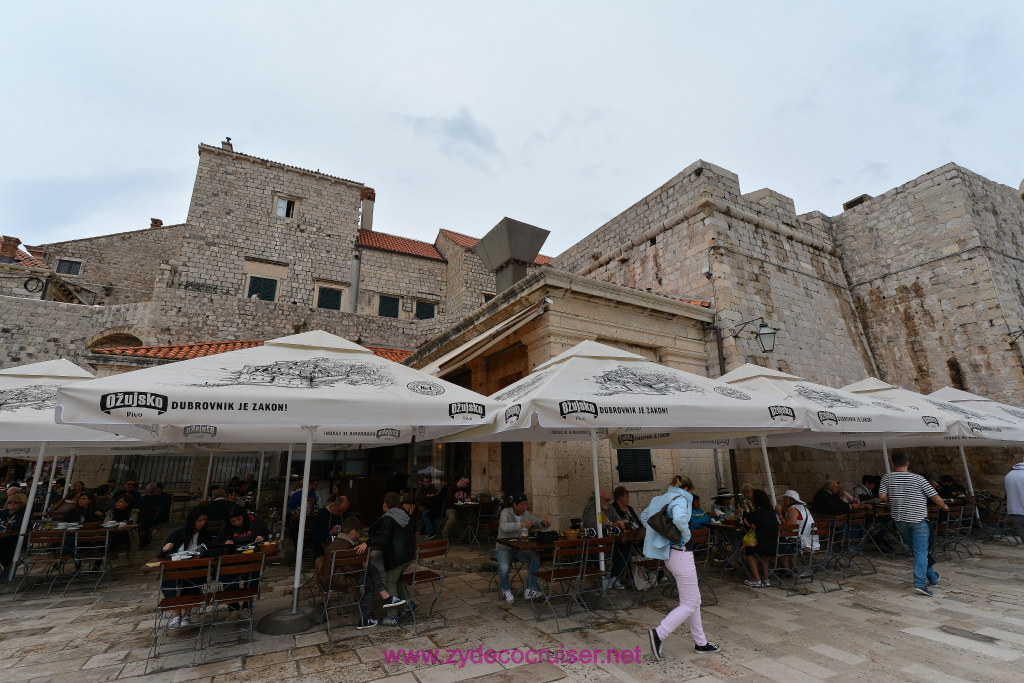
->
[[247, 276, 277, 302], [501, 442, 525, 495], [616, 449, 654, 482]]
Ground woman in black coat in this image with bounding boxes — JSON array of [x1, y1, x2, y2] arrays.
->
[[215, 504, 269, 547], [62, 491, 105, 525], [742, 489, 780, 588], [156, 507, 213, 630]]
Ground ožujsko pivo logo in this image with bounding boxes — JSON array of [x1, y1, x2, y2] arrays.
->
[[768, 405, 796, 422], [449, 402, 486, 419], [183, 425, 217, 438], [100, 392, 169, 415], [558, 400, 598, 419], [617, 434, 634, 446], [846, 440, 867, 448], [921, 416, 940, 428], [504, 404, 522, 424], [817, 411, 839, 426], [376, 428, 401, 439], [967, 421, 1001, 434]]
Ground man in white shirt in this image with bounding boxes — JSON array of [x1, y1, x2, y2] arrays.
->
[[1004, 462, 1024, 540], [495, 493, 550, 605]]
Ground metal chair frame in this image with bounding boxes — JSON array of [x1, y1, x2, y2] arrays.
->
[[843, 513, 878, 575], [531, 538, 588, 633], [63, 528, 112, 595], [806, 520, 843, 592], [400, 538, 449, 635], [12, 529, 71, 598], [145, 557, 213, 674], [689, 527, 719, 605], [320, 549, 371, 642], [201, 552, 265, 663], [577, 536, 619, 628]]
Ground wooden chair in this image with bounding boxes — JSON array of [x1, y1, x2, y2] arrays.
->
[[63, 528, 111, 595], [320, 549, 370, 642], [531, 538, 587, 633], [145, 557, 213, 674], [400, 539, 449, 635], [201, 552, 265, 663], [12, 529, 71, 598]]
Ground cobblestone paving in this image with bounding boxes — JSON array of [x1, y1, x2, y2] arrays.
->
[[1, 541, 1022, 682]]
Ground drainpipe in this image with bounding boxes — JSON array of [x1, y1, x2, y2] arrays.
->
[[705, 321, 739, 495], [347, 247, 362, 314]]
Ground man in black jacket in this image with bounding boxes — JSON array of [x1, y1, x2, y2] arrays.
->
[[310, 496, 353, 562], [368, 492, 416, 601]]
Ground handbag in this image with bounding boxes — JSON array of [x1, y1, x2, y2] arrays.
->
[[741, 525, 758, 547], [647, 496, 683, 545]]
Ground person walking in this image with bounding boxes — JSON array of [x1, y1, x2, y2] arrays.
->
[[641, 474, 720, 661], [1005, 460, 1024, 540], [879, 451, 949, 596]]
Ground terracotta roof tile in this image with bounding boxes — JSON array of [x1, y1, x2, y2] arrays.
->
[[357, 230, 445, 261], [614, 283, 712, 308], [14, 250, 48, 269], [436, 228, 552, 264], [90, 339, 415, 363]]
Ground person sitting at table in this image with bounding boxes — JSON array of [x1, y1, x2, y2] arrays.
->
[[852, 475, 881, 503], [106, 494, 141, 557], [54, 481, 87, 514], [440, 476, 470, 540], [812, 480, 870, 516], [495, 492, 549, 604], [310, 496, 353, 564], [689, 496, 711, 530], [0, 492, 28, 570], [737, 483, 756, 515], [94, 485, 115, 514], [368, 492, 417, 605], [317, 520, 406, 630], [582, 488, 615, 532], [138, 483, 163, 528], [63, 491, 105, 525], [742, 489, 779, 588], [216, 504, 269, 547], [936, 475, 966, 499], [206, 488, 231, 522], [154, 506, 213, 629], [414, 476, 439, 537], [0, 485, 22, 509], [608, 487, 642, 529], [710, 489, 737, 520], [112, 480, 140, 508]]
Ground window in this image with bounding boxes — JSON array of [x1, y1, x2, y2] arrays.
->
[[501, 442, 524, 495], [616, 449, 654, 482], [275, 197, 296, 218], [56, 259, 82, 275], [415, 300, 436, 320], [482, 293, 495, 304], [316, 286, 344, 310], [247, 276, 278, 302], [378, 295, 400, 318]]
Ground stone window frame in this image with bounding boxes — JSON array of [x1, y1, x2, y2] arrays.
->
[[274, 194, 299, 220], [414, 299, 437, 320], [482, 292, 495, 305], [246, 275, 279, 302], [314, 282, 347, 311], [55, 258, 84, 276], [377, 293, 401, 318]]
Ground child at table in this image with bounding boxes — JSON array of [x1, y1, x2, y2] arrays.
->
[[689, 496, 711, 530]]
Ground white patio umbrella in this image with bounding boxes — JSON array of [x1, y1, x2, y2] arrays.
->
[[54, 330, 501, 626], [442, 341, 807, 550], [0, 359, 154, 580], [840, 378, 1024, 490]]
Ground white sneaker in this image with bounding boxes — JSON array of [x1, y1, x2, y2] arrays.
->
[[523, 588, 543, 599], [180, 615, 192, 628], [166, 616, 182, 630], [611, 577, 627, 590], [502, 589, 515, 605]]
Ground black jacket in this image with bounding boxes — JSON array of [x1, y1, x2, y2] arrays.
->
[[811, 488, 851, 516], [368, 509, 415, 570], [310, 508, 346, 558], [206, 498, 232, 522], [156, 525, 215, 558], [215, 514, 269, 546]]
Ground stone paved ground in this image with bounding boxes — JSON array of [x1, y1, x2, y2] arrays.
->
[[1, 539, 1022, 683]]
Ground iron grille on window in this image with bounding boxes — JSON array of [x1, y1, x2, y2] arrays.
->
[[378, 295, 399, 318], [317, 287, 343, 310], [112, 455, 195, 490], [616, 449, 654, 482], [56, 259, 82, 275], [247, 276, 277, 302]]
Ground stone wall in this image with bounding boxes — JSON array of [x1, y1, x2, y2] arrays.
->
[[355, 247, 448, 319], [0, 262, 46, 299], [34, 224, 185, 305], [434, 234, 496, 319], [1, 296, 100, 367]]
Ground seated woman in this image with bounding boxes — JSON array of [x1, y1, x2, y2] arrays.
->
[[138, 483, 163, 530], [105, 494, 141, 557], [742, 489, 779, 588], [777, 490, 817, 574], [156, 507, 213, 629], [688, 495, 711, 530], [606, 486, 642, 589], [0, 492, 28, 570], [214, 504, 270, 617], [63, 491, 105, 525]]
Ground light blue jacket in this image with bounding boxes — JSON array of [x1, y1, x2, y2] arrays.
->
[[640, 486, 692, 560]]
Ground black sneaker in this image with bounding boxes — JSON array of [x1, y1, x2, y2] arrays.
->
[[694, 641, 721, 653], [356, 618, 378, 630], [383, 595, 407, 609], [649, 629, 663, 661]]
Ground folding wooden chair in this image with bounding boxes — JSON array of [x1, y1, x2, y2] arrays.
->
[[689, 527, 719, 606], [400, 539, 449, 635], [12, 529, 70, 598], [805, 520, 843, 592], [63, 528, 111, 595], [201, 552, 265, 663], [532, 538, 587, 633], [146, 557, 213, 674], [320, 549, 370, 641], [844, 513, 877, 575], [760, 523, 805, 596]]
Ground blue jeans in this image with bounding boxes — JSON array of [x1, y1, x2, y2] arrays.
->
[[422, 510, 435, 535], [496, 546, 539, 591], [895, 520, 938, 588]]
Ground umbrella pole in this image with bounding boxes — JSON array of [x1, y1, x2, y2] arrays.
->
[[759, 436, 777, 508], [203, 452, 214, 498], [64, 448, 78, 498], [713, 447, 723, 491], [881, 439, 891, 474], [255, 451, 265, 509], [42, 451, 59, 514], [291, 429, 315, 614], [281, 444, 293, 542], [9, 443, 46, 581], [956, 446, 976, 497], [591, 429, 605, 571]]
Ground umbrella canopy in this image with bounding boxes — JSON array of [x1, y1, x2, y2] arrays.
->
[[55, 330, 502, 443], [928, 387, 1024, 428], [417, 465, 444, 476]]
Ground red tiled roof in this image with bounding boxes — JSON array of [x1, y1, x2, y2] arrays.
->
[[365, 346, 414, 362], [436, 228, 552, 265], [90, 339, 414, 363], [357, 230, 445, 261], [14, 250, 48, 269], [614, 282, 712, 308]]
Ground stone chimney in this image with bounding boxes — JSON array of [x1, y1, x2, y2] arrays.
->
[[473, 218, 549, 294], [0, 235, 22, 263], [360, 187, 376, 232], [150, 218, 163, 229], [221, 136, 233, 151]]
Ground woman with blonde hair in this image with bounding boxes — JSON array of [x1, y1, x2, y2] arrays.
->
[[641, 474, 720, 661]]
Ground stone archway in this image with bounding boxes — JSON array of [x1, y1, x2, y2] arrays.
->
[[87, 328, 144, 349]]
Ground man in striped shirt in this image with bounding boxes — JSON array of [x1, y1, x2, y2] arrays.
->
[[879, 451, 950, 596]]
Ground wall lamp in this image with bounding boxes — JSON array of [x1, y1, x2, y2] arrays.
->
[[731, 317, 778, 354]]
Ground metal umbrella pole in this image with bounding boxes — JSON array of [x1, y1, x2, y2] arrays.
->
[[758, 435, 777, 507], [64, 448, 78, 498], [42, 452, 59, 514], [290, 428, 316, 613], [280, 444, 293, 543], [203, 452, 215, 498], [881, 439, 891, 474], [9, 442, 46, 581], [255, 451, 265, 509], [590, 429, 605, 571]]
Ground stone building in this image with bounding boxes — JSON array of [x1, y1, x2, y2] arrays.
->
[[3, 140, 1024, 522]]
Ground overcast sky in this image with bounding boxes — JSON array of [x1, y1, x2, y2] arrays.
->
[[3, 1, 1022, 256]]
